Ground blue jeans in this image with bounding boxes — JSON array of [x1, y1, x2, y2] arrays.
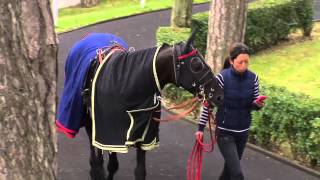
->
[[217, 131, 248, 180]]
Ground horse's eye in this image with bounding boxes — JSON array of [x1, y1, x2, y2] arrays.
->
[[190, 57, 204, 73]]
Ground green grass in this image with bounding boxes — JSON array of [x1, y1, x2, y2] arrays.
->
[[249, 0, 291, 9], [250, 23, 320, 98], [57, 0, 209, 33]]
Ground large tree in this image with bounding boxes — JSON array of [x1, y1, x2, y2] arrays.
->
[[171, 0, 194, 27], [81, 0, 101, 8], [206, 0, 248, 73], [0, 1, 58, 179]]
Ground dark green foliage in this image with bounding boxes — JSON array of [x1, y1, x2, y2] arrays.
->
[[190, 0, 314, 53], [190, 12, 209, 55], [251, 84, 320, 166], [156, 26, 191, 46], [292, 0, 314, 36], [191, 1, 297, 54], [246, 2, 296, 52]]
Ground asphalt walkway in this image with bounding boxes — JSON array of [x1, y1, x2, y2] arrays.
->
[[57, 3, 319, 180]]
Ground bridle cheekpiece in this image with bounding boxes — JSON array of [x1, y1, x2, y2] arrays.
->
[[172, 43, 217, 103]]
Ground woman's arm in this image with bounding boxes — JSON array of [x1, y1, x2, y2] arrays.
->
[[251, 75, 265, 110]]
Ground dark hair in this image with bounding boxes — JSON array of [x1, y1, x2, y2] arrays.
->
[[223, 43, 250, 70], [223, 57, 231, 69]]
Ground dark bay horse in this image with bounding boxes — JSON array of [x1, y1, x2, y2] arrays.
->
[[62, 32, 224, 180]]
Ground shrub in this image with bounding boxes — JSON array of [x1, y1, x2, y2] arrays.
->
[[292, 0, 314, 36], [190, 12, 209, 55], [251, 84, 320, 166], [245, 2, 296, 52], [156, 27, 191, 46], [191, 1, 297, 54]]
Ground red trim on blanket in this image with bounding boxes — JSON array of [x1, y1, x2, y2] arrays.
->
[[178, 50, 197, 60], [55, 120, 77, 138], [57, 127, 76, 138]]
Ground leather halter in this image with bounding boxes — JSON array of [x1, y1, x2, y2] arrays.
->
[[172, 44, 216, 101]]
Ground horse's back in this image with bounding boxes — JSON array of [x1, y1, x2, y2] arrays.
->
[[56, 33, 128, 138]]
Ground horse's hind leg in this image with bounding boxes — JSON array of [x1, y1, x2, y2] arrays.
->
[[106, 152, 119, 180], [135, 145, 146, 180], [85, 118, 107, 180]]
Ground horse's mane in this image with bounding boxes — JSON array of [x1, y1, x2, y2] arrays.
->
[[125, 43, 171, 61]]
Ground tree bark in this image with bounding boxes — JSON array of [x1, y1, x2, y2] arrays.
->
[[206, 0, 248, 73], [171, 0, 193, 27], [0, 1, 58, 180], [81, 0, 100, 8]]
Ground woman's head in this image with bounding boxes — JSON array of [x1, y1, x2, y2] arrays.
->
[[224, 43, 250, 73]]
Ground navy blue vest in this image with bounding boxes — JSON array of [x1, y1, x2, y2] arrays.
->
[[216, 67, 257, 131]]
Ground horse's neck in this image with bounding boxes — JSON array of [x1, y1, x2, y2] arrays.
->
[[155, 45, 175, 89]]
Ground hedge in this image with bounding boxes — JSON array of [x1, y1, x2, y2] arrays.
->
[[292, 0, 314, 36], [251, 84, 320, 167], [191, 0, 314, 54]]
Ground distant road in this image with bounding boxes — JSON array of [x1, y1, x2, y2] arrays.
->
[[315, 0, 320, 20]]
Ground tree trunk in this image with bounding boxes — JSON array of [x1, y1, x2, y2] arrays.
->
[[81, 0, 100, 8], [171, 0, 193, 27], [0, 1, 58, 180], [206, 0, 248, 73]]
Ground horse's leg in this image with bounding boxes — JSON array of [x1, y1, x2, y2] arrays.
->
[[135, 145, 147, 180], [85, 118, 107, 180], [106, 152, 119, 180]]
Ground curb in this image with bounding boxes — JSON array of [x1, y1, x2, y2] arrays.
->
[[57, 2, 209, 35], [246, 142, 320, 178], [166, 109, 320, 178]]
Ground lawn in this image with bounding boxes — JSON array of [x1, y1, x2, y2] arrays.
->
[[250, 22, 320, 99], [57, 0, 209, 33]]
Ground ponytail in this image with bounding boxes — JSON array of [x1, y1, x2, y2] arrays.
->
[[223, 57, 231, 70]]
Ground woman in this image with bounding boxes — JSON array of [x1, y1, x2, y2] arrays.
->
[[196, 43, 267, 180]]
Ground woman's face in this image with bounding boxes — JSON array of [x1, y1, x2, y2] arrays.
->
[[229, 53, 250, 73]]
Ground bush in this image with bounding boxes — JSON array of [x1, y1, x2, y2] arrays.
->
[[251, 84, 320, 166], [292, 0, 314, 36], [156, 27, 191, 46], [245, 2, 296, 52], [192, 1, 297, 54], [190, 12, 209, 55]]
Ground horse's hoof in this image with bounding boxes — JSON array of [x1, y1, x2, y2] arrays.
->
[[90, 169, 108, 180], [106, 175, 114, 180]]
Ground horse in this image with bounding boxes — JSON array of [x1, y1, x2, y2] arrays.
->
[[58, 32, 224, 180]]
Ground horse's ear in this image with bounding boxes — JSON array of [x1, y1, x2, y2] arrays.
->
[[184, 29, 197, 53]]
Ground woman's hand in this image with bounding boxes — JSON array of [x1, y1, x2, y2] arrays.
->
[[254, 95, 268, 107], [195, 131, 203, 141]]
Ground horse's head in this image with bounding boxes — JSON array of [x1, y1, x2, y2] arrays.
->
[[172, 32, 224, 107]]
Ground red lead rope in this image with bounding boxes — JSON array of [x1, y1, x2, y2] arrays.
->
[[187, 112, 216, 180]]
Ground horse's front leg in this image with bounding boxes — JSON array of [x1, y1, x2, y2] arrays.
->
[[107, 152, 119, 180], [85, 118, 107, 180], [135, 145, 147, 180]]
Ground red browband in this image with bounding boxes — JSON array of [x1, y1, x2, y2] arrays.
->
[[178, 49, 198, 60]]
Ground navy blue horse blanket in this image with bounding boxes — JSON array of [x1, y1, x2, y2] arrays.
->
[[56, 33, 128, 138], [91, 46, 162, 153]]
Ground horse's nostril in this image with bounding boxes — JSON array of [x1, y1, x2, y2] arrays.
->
[[217, 96, 223, 101]]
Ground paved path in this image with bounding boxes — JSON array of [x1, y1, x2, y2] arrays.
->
[[57, 3, 319, 180], [315, 0, 320, 20]]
